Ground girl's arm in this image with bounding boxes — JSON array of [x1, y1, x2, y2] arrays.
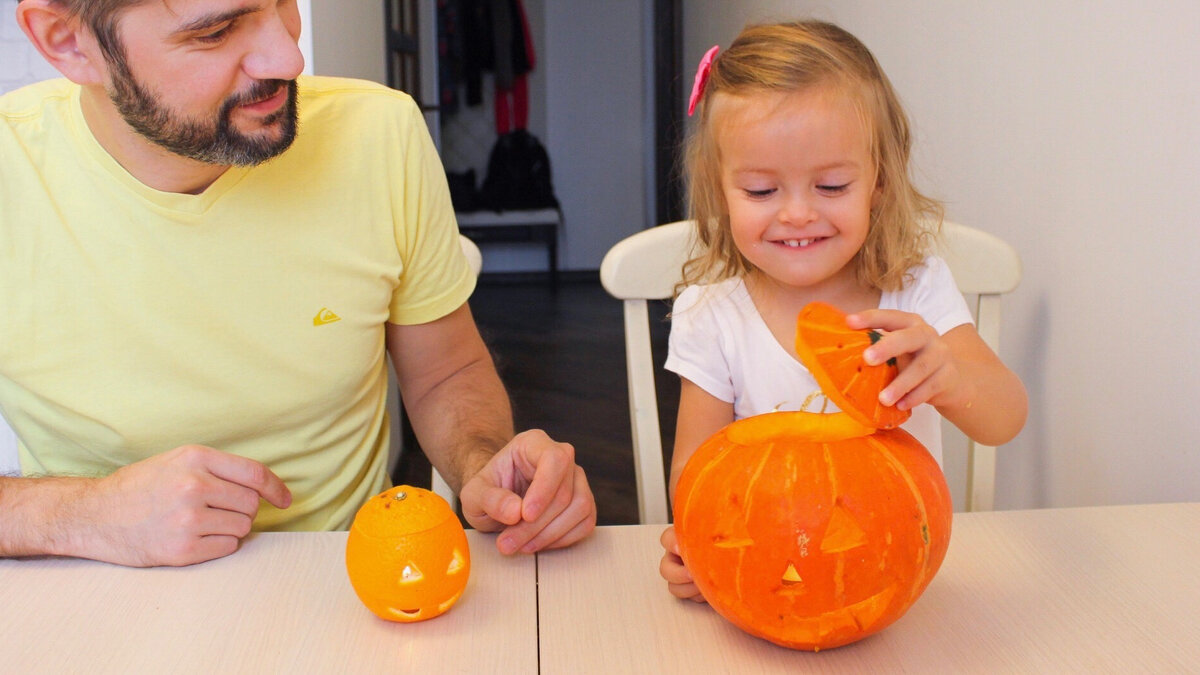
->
[[668, 379, 735, 502], [849, 311, 1027, 446], [925, 324, 1027, 445], [661, 378, 734, 603]]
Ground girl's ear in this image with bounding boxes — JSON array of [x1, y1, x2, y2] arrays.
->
[[16, 0, 107, 86], [871, 166, 885, 211]]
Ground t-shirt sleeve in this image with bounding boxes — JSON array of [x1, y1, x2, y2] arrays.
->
[[387, 96, 476, 325], [664, 286, 736, 403], [902, 256, 975, 335]]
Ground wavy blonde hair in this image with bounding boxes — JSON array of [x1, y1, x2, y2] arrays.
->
[[680, 20, 942, 293]]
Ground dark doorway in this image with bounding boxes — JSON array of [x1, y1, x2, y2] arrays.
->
[[385, 0, 423, 103], [654, 0, 685, 226]]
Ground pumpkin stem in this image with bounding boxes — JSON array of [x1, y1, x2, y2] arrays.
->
[[800, 390, 829, 413]]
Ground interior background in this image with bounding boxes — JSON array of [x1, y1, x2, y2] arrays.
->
[[3, 0, 1196, 510]]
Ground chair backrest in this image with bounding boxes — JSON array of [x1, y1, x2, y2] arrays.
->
[[1, 236, 483, 505], [599, 220, 1019, 522], [932, 221, 1021, 511], [0, 412, 17, 476], [599, 221, 696, 523]]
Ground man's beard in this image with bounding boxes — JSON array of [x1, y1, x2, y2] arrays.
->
[[106, 61, 298, 167]]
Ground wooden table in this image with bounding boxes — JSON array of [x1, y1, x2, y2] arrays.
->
[[0, 531, 536, 673], [537, 503, 1200, 673], [5, 504, 1198, 673]]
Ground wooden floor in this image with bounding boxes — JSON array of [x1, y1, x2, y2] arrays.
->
[[393, 277, 678, 526]]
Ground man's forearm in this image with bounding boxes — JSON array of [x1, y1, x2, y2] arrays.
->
[[403, 358, 515, 493], [0, 476, 88, 558]]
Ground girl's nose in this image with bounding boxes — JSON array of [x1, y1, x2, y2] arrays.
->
[[778, 191, 817, 225], [242, 7, 306, 82]]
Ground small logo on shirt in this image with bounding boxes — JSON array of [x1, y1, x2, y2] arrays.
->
[[313, 308, 341, 326]]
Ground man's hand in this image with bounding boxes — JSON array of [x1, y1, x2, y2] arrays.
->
[[458, 429, 596, 555], [73, 445, 291, 567]]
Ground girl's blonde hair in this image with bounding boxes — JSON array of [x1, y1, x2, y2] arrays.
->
[[680, 20, 942, 292]]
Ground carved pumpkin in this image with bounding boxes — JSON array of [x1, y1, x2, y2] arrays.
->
[[673, 303, 952, 651], [345, 486, 471, 622]]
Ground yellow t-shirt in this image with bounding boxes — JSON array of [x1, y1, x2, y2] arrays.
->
[[0, 76, 475, 530]]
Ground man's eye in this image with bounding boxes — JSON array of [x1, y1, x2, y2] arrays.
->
[[195, 24, 233, 44]]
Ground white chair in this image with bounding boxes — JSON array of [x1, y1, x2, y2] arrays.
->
[[0, 412, 18, 476], [599, 221, 697, 524], [933, 221, 1021, 511], [1, 235, 484, 508], [599, 220, 1020, 521]]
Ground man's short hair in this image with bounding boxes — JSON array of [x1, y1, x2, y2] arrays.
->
[[26, 0, 149, 65]]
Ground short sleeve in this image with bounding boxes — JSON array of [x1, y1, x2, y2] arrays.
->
[[665, 285, 736, 403], [387, 97, 476, 325], [884, 256, 974, 336]]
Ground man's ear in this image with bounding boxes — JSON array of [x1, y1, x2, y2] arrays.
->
[[16, 0, 107, 85]]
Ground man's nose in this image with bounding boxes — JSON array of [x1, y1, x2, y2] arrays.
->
[[242, 10, 305, 82]]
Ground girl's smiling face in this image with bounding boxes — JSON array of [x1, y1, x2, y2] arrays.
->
[[715, 87, 879, 296]]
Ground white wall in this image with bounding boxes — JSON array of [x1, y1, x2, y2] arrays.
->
[[544, 0, 649, 271], [1, 4, 61, 94], [685, 1, 1200, 510], [308, 0, 386, 84]]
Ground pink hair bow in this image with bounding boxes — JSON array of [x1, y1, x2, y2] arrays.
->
[[687, 45, 720, 116]]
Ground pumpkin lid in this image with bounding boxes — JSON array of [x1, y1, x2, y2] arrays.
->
[[793, 302, 911, 430]]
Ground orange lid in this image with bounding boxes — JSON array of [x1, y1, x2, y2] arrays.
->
[[349, 485, 457, 539], [794, 302, 911, 430]]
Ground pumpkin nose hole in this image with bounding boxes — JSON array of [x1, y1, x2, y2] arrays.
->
[[781, 562, 803, 586]]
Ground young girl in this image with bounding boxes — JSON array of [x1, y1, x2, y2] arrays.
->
[[658, 20, 1027, 602]]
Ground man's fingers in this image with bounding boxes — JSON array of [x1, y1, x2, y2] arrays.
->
[[511, 433, 575, 522], [496, 467, 595, 554], [461, 481, 522, 532], [201, 451, 292, 509]]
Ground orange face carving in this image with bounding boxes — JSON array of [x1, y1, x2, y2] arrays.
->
[[675, 412, 951, 650], [673, 303, 952, 651], [345, 486, 471, 623]]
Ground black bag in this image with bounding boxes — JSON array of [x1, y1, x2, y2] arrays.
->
[[478, 129, 559, 211]]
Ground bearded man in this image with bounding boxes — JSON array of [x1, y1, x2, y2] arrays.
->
[[0, 0, 595, 567]]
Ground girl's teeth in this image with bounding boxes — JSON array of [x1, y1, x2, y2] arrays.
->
[[783, 238, 814, 248]]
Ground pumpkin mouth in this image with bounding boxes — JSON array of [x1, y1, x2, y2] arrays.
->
[[390, 608, 423, 619]]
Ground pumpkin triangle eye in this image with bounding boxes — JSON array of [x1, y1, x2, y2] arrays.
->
[[447, 548, 466, 575], [820, 503, 868, 554], [400, 563, 424, 584]]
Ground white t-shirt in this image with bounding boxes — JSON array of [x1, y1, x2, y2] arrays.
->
[[665, 256, 973, 465]]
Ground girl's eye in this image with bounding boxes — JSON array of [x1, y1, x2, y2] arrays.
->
[[744, 188, 776, 198], [817, 183, 850, 194]]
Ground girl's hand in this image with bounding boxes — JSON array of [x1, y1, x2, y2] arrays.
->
[[659, 525, 707, 603], [846, 309, 971, 413]]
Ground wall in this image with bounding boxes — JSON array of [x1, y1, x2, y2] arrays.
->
[[684, 1, 1200, 509], [308, 0, 386, 84], [1, 3, 60, 94], [544, 0, 650, 271]]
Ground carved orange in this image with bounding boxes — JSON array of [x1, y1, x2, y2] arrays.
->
[[345, 486, 470, 622]]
